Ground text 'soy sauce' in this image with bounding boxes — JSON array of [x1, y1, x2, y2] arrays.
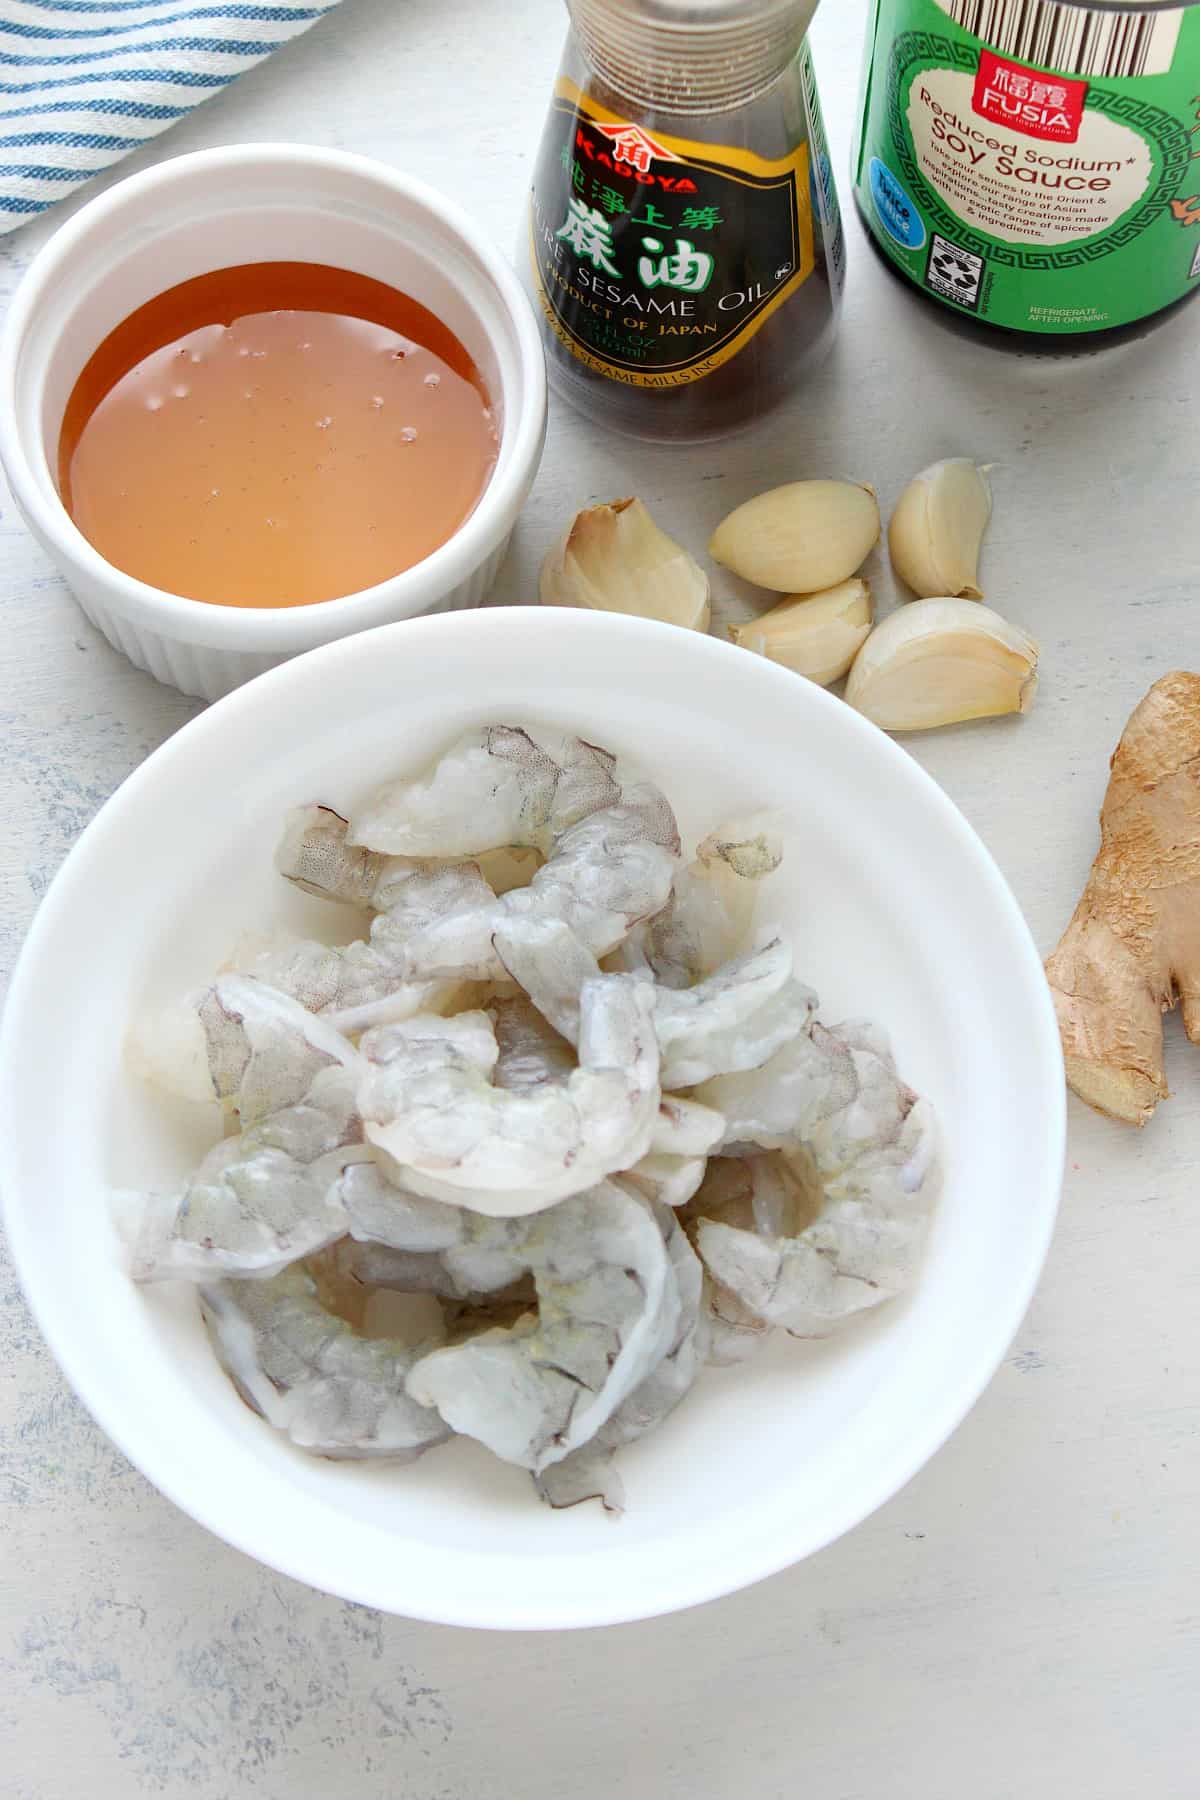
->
[[58, 262, 499, 607], [853, 0, 1200, 343]]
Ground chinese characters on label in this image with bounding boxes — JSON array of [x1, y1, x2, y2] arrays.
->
[[555, 196, 720, 290], [972, 50, 1087, 144]]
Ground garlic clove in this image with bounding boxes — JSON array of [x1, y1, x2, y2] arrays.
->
[[729, 578, 873, 687], [887, 458, 992, 600], [844, 597, 1038, 732], [708, 480, 880, 594], [539, 496, 711, 631]]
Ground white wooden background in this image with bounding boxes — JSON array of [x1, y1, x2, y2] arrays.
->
[[1, 1, 1197, 1794]]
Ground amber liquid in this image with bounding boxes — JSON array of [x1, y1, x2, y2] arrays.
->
[[58, 263, 500, 608]]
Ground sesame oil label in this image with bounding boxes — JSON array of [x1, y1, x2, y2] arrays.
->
[[854, 0, 1200, 333], [529, 77, 817, 387]]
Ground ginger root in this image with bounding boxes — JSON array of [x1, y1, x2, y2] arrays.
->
[[1046, 671, 1200, 1125]]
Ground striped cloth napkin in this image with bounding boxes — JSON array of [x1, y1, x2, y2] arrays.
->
[[0, 0, 342, 233]]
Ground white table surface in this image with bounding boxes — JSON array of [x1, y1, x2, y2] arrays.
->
[[1, 1, 1197, 1794]]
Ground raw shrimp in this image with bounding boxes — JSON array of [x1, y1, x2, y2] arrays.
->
[[199, 976, 359, 1123], [275, 803, 408, 908], [131, 974, 360, 1121], [689, 1022, 939, 1336], [121, 720, 949, 1509], [649, 1096, 725, 1157], [405, 1180, 683, 1473], [633, 813, 784, 989], [358, 972, 660, 1214], [616, 1098, 726, 1212], [497, 790, 678, 960], [347, 726, 621, 858], [536, 1202, 704, 1510], [123, 1065, 368, 1282], [623, 1152, 708, 1210], [334, 1162, 546, 1296], [495, 914, 810, 1090], [488, 995, 576, 1091], [343, 728, 679, 983], [243, 862, 499, 1021], [200, 1263, 451, 1460], [277, 803, 544, 912], [697, 1020, 857, 1152], [262, 736, 679, 1012], [699, 1276, 772, 1367], [312, 1229, 537, 1314], [389, 795, 679, 992], [652, 938, 814, 1089]]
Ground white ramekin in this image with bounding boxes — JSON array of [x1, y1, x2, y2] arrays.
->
[[0, 144, 547, 701]]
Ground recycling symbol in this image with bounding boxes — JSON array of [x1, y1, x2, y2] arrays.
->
[[931, 249, 976, 291]]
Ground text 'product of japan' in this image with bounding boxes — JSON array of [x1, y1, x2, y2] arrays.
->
[[527, 0, 845, 439], [854, 0, 1200, 340]]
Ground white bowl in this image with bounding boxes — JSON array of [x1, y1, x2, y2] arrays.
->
[[0, 145, 546, 702], [0, 609, 1064, 1630]]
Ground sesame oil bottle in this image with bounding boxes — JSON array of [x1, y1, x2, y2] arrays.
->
[[526, 0, 844, 440]]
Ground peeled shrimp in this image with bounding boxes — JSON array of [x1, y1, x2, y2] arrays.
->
[[347, 726, 622, 858], [243, 860, 500, 1020], [200, 1263, 451, 1460], [697, 1020, 857, 1152], [699, 1274, 772, 1366], [536, 1202, 704, 1510], [488, 995, 576, 1091], [652, 937, 814, 1089], [334, 1162, 547, 1297], [495, 914, 810, 1090], [267, 737, 680, 1007], [500, 793, 676, 959], [123, 1065, 368, 1282], [623, 1153, 708, 1211], [619, 1055, 725, 1215], [405, 1180, 682, 1473], [312, 1228, 537, 1313], [342, 729, 679, 984], [275, 803, 408, 908], [689, 1022, 939, 1336], [358, 972, 660, 1214], [633, 812, 784, 989], [388, 792, 680, 991], [131, 974, 359, 1122], [202, 976, 360, 1123]]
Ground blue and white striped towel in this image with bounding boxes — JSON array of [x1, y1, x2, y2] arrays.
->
[[0, 0, 342, 232]]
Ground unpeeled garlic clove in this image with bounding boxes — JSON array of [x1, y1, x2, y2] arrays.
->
[[844, 597, 1038, 732], [729, 578, 873, 687], [888, 458, 992, 600], [709, 480, 880, 594], [539, 496, 711, 631]]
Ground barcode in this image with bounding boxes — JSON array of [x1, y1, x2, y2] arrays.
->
[[933, 0, 1182, 76]]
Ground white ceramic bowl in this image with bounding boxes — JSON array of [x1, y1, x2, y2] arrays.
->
[[0, 145, 546, 702], [0, 610, 1064, 1630]]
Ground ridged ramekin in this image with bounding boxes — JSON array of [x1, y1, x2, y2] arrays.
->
[[0, 144, 546, 701]]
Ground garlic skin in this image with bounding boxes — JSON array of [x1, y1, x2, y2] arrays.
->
[[539, 497, 711, 631], [730, 578, 873, 687], [709, 480, 880, 594], [888, 459, 992, 600], [844, 597, 1038, 732]]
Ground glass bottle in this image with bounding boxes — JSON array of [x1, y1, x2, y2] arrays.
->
[[852, 0, 1200, 350], [525, 0, 844, 442]]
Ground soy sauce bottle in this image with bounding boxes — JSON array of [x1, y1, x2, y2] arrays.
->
[[526, 0, 844, 441]]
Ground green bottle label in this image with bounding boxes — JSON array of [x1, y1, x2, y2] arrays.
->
[[853, 0, 1200, 333]]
